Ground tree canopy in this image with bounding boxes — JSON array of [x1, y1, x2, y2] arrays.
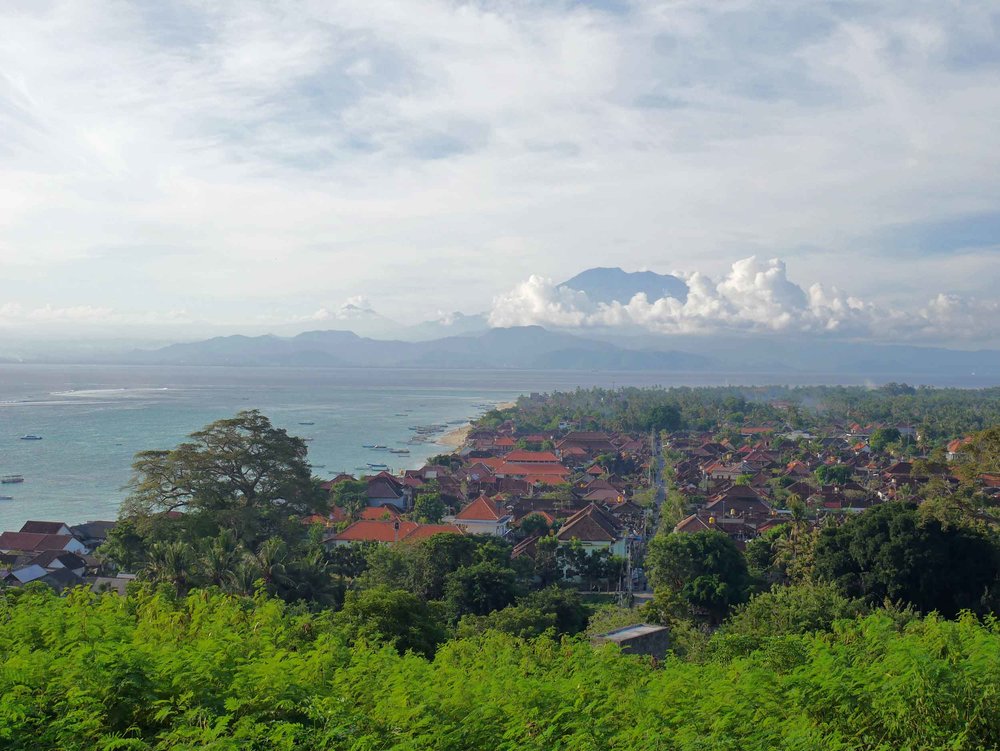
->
[[121, 410, 325, 548], [646, 530, 750, 622], [813, 501, 1000, 616]]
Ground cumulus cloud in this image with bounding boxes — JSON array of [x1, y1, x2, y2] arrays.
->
[[0, 1, 997, 330], [489, 257, 999, 344]]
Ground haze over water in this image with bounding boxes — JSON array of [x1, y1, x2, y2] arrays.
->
[[0, 364, 992, 531]]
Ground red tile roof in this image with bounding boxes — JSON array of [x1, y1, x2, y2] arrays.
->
[[0, 532, 78, 552], [404, 524, 463, 541], [503, 450, 561, 464], [330, 520, 462, 544], [331, 520, 417, 543], [455, 495, 508, 522], [555, 504, 620, 543], [359, 506, 401, 521], [498, 463, 569, 477]]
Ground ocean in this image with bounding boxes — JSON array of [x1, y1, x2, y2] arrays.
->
[[0, 364, 994, 532]]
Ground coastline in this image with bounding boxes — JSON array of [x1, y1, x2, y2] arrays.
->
[[435, 401, 517, 451]]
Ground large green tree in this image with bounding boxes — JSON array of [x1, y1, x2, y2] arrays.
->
[[646, 530, 750, 622], [813, 501, 1000, 616], [444, 561, 520, 621], [122, 410, 325, 548], [869, 427, 902, 452], [411, 484, 446, 524]]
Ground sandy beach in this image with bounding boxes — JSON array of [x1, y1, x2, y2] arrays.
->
[[437, 424, 472, 449], [436, 401, 517, 450]]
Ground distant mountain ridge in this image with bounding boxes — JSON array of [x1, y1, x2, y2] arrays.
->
[[123, 326, 713, 371]]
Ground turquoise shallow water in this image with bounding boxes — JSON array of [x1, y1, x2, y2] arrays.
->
[[0, 364, 993, 531], [0, 365, 534, 530]]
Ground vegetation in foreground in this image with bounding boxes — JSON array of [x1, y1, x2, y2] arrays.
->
[[1, 584, 999, 751]]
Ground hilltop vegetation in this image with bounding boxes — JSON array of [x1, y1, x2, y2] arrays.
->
[[2, 585, 999, 750]]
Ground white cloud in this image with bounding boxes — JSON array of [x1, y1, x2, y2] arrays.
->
[[0, 1, 997, 333], [489, 256, 1000, 344], [0, 302, 195, 329]]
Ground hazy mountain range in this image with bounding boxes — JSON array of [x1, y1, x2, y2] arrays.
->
[[122, 326, 712, 371], [2, 267, 998, 379], [106, 324, 1000, 378]]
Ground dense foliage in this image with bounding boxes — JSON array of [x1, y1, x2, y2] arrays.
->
[[813, 502, 1000, 616], [508, 384, 1000, 446], [2, 586, 999, 750]]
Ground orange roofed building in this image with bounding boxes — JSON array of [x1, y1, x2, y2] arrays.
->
[[452, 495, 512, 537], [325, 520, 462, 547]]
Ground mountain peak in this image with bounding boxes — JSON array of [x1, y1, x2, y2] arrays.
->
[[559, 267, 688, 304]]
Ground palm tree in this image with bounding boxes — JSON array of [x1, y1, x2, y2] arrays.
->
[[247, 537, 294, 596], [775, 495, 811, 582], [146, 541, 194, 596], [289, 548, 340, 605], [200, 530, 243, 589]]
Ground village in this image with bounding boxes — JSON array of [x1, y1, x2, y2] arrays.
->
[[4, 390, 995, 603]]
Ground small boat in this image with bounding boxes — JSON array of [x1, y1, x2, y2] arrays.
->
[[20, 435, 43, 441], [389, 448, 410, 454], [298, 421, 315, 425], [371, 444, 388, 450], [1, 475, 24, 484], [362, 444, 375, 448], [0, 495, 13, 501], [311, 464, 326, 469], [367, 462, 389, 469]]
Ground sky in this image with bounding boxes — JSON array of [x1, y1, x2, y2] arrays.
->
[[0, 0, 998, 345]]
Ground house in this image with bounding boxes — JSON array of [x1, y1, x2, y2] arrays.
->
[[19, 521, 73, 536], [358, 505, 401, 521], [673, 513, 759, 547], [89, 575, 136, 596], [947, 436, 974, 461], [0, 532, 88, 555], [39, 568, 84, 593], [592, 624, 670, 660], [452, 495, 512, 536], [27, 550, 88, 576], [70, 521, 116, 548], [502, 450, 561, 464], [703, 462, 749, 482], [493, 436, 516, 453], [511, 535, 541, 559], [4, 563, 48, 585], [555, 504, 626, 556], [554, 431, 616, 457], [325, 520, 462, 546], [366, 472, 412, 511], [703, 493, 773, 521]]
